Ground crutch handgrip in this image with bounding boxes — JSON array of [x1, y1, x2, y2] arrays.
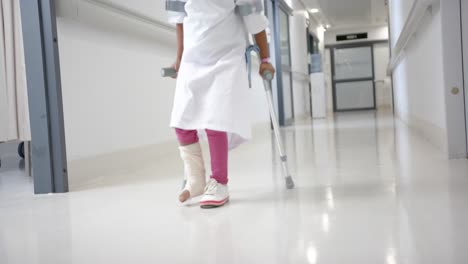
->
[[262, 70, 274, 81], [161, 67, 177, 78]]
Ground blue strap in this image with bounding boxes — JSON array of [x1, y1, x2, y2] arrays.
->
[[245, 45, 260, 88]]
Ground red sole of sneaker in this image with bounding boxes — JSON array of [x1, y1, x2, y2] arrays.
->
[[200, 197, 229, 209]]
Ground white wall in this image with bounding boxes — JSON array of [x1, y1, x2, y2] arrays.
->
[[389, 0, 448, 153], [280, 1, 319, 119], [58, 18, 175, 161], [282, 0, 330, 119], [103, 0, 166, 19], [324, 48, 333, 113], [373, 43, 393, 109], [290, 14, 310, 119], [56, 1, 270, 163], [306, 18, 328, 116]]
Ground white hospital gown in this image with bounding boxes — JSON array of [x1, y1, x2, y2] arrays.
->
[[167, 0, 268, 149]]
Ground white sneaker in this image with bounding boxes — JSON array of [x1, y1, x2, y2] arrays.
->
[[200, 179, 229, 209], [178, 143, 206, 203]]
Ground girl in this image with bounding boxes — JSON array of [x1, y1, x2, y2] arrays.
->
[[166, 0, 275, 208]]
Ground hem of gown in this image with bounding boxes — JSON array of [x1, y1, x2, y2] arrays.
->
[[169, 123, 251, 150]]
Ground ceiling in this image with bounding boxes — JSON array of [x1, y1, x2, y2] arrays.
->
[[303, 0, 388, 29]]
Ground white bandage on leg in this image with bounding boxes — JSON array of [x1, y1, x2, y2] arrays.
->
[[179, 143, 206, 198]]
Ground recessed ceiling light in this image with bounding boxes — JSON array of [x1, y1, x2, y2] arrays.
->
[[310, 8, 319, 14], [325, 24, 331, 29]]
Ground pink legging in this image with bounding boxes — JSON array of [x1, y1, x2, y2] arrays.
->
[[175, 128, 228, 185]]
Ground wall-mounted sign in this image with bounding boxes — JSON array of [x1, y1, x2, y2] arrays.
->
[[336, 33, 368, 41]]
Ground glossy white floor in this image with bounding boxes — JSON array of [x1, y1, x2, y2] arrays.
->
[[1, 111, 468, 264]]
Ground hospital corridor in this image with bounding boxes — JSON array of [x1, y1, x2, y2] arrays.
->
[[1, 0, 468, 263]]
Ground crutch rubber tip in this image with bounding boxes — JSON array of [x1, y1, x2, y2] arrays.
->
[[285, 176, 295, 189]]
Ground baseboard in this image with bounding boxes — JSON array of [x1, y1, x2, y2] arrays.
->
[[67, 140, 178, 190], [377, 105, 393, 111], [395, 112, 449, 156], [449, 152, 468, 159], [295, 113, 310, 122], [252, 121, 271, 137], [67, 122, 273, 190]]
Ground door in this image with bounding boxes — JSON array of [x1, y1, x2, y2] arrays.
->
[[308, 33, 320, 117], [278, 7, 294, 125], [307, 30, 313, 117], [331, 44, 376, 111], [462, 0, 468, 154]]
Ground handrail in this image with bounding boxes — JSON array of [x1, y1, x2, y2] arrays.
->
[[80, 0, 175, 33], [387, 0, 438, 75]]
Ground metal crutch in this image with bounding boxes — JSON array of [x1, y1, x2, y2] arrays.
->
[[260, 71, 295, 189], [161, 66, 295, 189]]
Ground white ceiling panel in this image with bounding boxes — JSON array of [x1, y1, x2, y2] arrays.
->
[[304, 0, 388, 28]]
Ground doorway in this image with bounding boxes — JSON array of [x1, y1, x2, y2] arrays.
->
[[307, 32, 320, 117], [331, 44, 376, 112], [277, 5, 294, 125], [265, 0, 294, 126]]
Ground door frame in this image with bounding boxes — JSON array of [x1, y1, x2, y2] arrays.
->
[[330, 43, 377, 112], [440, 0, 467, 159], [19, 0, 69, 193], [462, 0, 468, 156], [307, 30, 313, 117], [269, 0, 294, 126]]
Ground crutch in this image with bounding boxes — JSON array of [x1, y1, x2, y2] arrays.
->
[[243, 44, 295, 189], [161, 62, 295, 189], [257, 65, 295, 190]]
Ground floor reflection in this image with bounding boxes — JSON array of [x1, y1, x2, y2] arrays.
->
[[1, 111, 468, 263]]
